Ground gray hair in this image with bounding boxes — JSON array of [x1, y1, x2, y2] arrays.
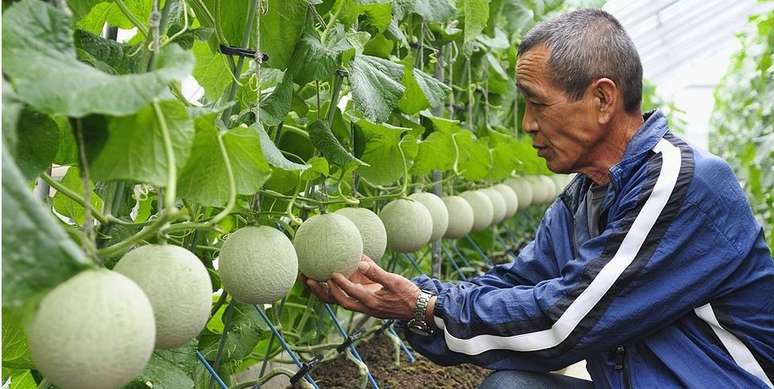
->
[[518, 9, 643, 112]]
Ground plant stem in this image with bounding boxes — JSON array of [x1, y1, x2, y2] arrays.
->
[[153, 100, 177, 210], [220, 0, 260, 124], [73, 119, 100, 264], [114, 0, 149, 39], [41, 173, 109, 225], [326, 71, 345, 128], [97, 207, 185, 258], [161, 131, 235, 234], [211, 301, 235, 389], [230, 368, 297, 388]]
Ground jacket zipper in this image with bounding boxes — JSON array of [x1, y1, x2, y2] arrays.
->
[[614, 345, 632, 389]]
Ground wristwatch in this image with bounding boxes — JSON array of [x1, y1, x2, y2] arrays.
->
[[407, 290, 435, 336]]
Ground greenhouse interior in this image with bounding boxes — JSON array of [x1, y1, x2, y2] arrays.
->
[[2, 0, 772, 388]]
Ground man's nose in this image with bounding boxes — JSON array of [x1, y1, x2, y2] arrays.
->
[[522, 105, 539, 135]]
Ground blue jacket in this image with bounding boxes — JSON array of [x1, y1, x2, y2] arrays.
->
[[406, 111, 774, 388]]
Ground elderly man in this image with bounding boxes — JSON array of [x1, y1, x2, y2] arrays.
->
[[306, 9, 774, 388]]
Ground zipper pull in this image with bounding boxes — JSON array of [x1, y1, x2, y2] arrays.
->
[[614, 346, 625, 370]]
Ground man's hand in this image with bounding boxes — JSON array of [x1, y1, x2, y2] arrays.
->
[[304, 256, 420, 321]]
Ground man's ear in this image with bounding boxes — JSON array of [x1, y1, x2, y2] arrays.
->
[[590, 78, 617, 124]]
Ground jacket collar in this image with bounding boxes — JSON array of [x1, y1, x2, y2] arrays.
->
[[608, 110, 669, 190]]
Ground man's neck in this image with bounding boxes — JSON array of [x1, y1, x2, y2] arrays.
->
[[578, 113, 644, 186]]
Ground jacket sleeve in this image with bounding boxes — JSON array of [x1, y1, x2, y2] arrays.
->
[[405, 145, 747, 371]]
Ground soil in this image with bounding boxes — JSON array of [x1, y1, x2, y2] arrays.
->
[[311, 332, 490, 389]]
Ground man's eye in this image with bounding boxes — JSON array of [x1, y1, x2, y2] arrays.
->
[[529, 100, 544, 106]]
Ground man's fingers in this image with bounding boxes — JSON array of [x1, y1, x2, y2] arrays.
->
[[330, 273, 375, 304], [356, 260, 396, 287], [304, 278, 335, 304], [328, 278, 371, 313]]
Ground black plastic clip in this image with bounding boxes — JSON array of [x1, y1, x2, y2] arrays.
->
[[289, 354, 323, 385], [219, 44, 269, 62], [335, 328, 367, 354], [374, 320, 395, 336]]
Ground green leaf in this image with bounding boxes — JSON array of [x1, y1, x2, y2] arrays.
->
[[454, 131, 491, 180], [2, 309, 33, 370], [192, 41, 235, 102], [411, 132, 456, 175], [2, 82, 24, 152], [348, 55, 405, 122], [75, 2, 112, 34], [308, 120, 367, 168], [461, 0, 490, 55], [398, 58, 450, 114], [178, 117, 272, 206], [51, 167, 105, 225], [254, 124, 309, 170], [338, 0, 393, 32], [1, 368, 36, 389], [355, 120, 410, 185], [125, 341, 198, 389], [363, 33, 395, 58], [300, 156, 330, 180], [66, 0, 107, 20], [202, 303, 267, 362], [259, 72, 295, 126], [393, 0, 456, 21], [87, 101, 194, 187], [289, 33, 340, 85], [7, 110, 59, 181], [2, 148, 91, 308], [261, 0, 309, 70], [2, 0, 193, 117]]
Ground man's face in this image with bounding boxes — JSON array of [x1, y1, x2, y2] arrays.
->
[[516, 46, 604, 173]]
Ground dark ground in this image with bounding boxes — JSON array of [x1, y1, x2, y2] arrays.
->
[[311, 333, 490, 388]]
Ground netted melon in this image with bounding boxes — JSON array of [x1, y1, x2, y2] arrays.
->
[[115, 244, 212, 349], [26, 269, 155, 389], [408, 192, 449, 242], [480, 188, 507, 225], [493, 184, 519, 218], [294, 214, 363, 281], [505, 176, 533, 210], [380, 198, 433, 252], [335, 207, 387, 261], [459, 191, 494, 232], [219, 226, 299, 303], [442, 196, 475, 239]]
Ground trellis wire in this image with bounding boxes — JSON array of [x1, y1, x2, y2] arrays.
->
[[324, 304, 379, 389], [254, 305, 319, 389], [196, 351, 229, 389]]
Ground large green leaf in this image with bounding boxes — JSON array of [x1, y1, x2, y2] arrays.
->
[[393, 0, 456, 21], [308, 120, 367, 168], [411, 132, 456, 175], [356, 120, 410, 185], [454, 131, 491, 180], [8, 110, 60, 181], [51, 167, 105, 225], [87, 100, 194, 186], [259, 72, 295, 126], [398, 58, 450, 114], [337, 0, 393, 32], [2, 0, 193, 117], [177, 117, 272, 206], [192, 40, 235, 101], [289, 34, 340, 85], [348, 55, 405, 122], [2, 82, 24, 152], [202, 303, 267, 362], [253, 124, 309, 170], [2, 309, 33, 370], [461, 0, 490, 55], [126, 341, 198, 389], [2, 148, 91, 308], [261, 0, 309, 70]]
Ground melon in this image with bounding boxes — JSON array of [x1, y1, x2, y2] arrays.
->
[[335, 207, 387, 260], [442, 196, 475, 239], [539, 175, 558, 202], [526, 176, 549, 204], [493, 184, 519, 218], [480, 188, 507, 225], [505, 176, 533, 210], [380, 198, 434, 252], [294, 214, 363, 281], [459, 191, 494, 232], [219, 226, 299, 303], [114, 244, 212, 349], [408, 192, 449, 242], [550, 174, 570, 194], [26, 269, 155, 389]]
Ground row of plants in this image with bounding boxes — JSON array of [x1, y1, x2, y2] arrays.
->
[[710, 7, 773, 251], [2, 0, 598, 387]]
